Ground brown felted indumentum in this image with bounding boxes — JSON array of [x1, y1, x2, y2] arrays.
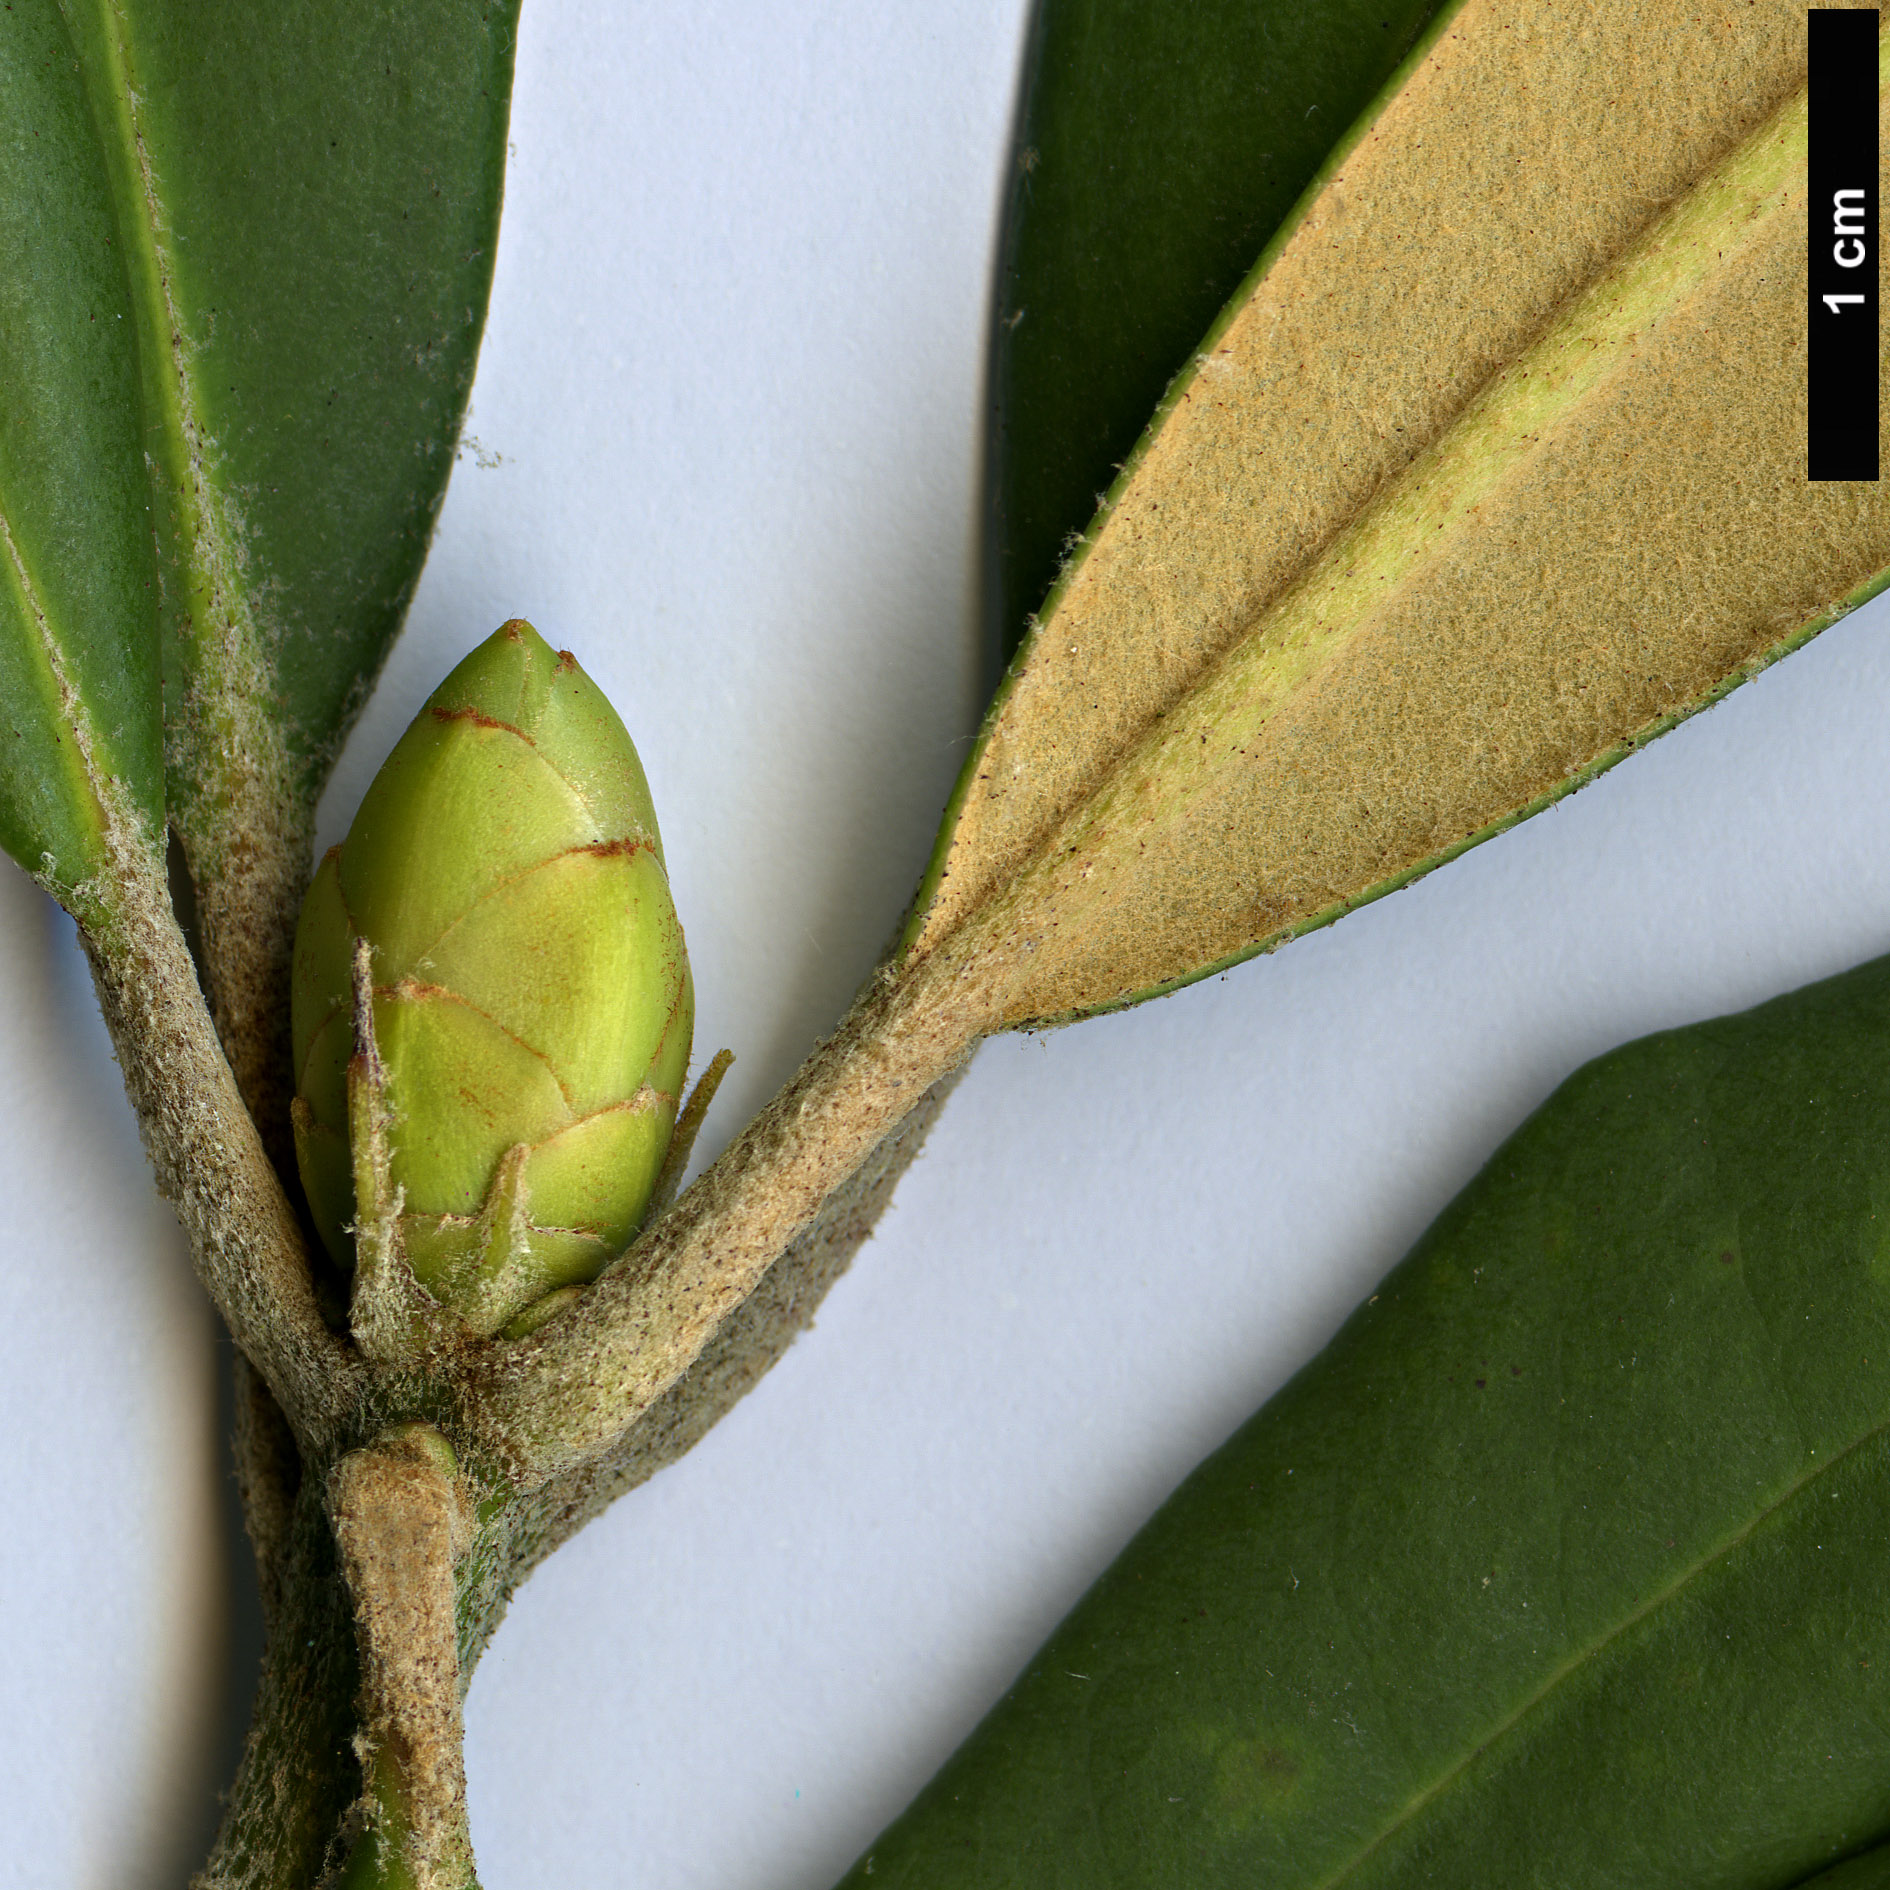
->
[[904, 0, 1890, 1027]]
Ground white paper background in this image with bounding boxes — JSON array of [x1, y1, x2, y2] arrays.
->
[[1, 4, 1884, 1885]]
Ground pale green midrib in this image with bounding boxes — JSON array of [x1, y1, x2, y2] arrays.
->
[[1060, 76, 1809, 862], [85, 0, 282, 816], [0, 491, 113, 869], [87, 3, 217, 591], [1021, 561, 1890, 1029], [1313, 1407, 1890, 1890], [897, 0, 1481, 960]]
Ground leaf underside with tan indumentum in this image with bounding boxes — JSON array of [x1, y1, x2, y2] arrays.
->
[[574, 5, 1890, 1663], [988, 0, 1448, 666], [619, 0, 1890, 1504], [533, 0, 1884, 1520], [904, 0, 1890, 1038]]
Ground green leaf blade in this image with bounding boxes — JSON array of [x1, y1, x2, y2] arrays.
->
[[44, 0, 519, 1115], [1793, 1849, 1890, 1889], [107, 0, 519, 784], [990, 0, 1447, 664], [837, 955, 1890, 1886], [0, 0, 162, 904]]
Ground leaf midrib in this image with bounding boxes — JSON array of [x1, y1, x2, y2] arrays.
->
[[1032, 77, 1808, 903], [87, 2, 219, 590], [0, 492, 111, 867], [82, 0, 283, 812], [1314, 1414, 1888, 1889]]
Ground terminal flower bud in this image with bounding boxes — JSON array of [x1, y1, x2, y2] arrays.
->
[[290, 619, 692, 1334]]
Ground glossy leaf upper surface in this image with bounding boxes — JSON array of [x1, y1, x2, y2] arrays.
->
[[0, 0, 518, 957], [840, 953, 1890, 1886], [1797, 1851, 1890, 1889]]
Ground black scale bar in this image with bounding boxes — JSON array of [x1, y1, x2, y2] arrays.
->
[[1808, 8, 1880, 482]]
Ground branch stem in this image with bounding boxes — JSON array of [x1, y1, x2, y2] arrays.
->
[[82, 839, 362, 1451], [467, 943, 990, 1488], [193, 1476, 363, 1890], [326, 1431, 477, 1890], [481, 1060, 969, 1626]]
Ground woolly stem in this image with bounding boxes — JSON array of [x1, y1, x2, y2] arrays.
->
[[463, 944, 987, 1489], [325, 1431, 477, 1890], [479, 1061, 968, 1629], [193, 1476, 364, 1890], [81, 835, 363, 1453]]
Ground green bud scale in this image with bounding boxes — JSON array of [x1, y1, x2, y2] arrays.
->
[[291, 620, 692, 1333]]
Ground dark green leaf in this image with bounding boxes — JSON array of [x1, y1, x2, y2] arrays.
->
[[58, 0, 521, 801], [0, 0, 162, 909], [989, 0, 1446, 663], [1794, 1851, 1890, 1890], [838, 955, 1890, 1886]]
